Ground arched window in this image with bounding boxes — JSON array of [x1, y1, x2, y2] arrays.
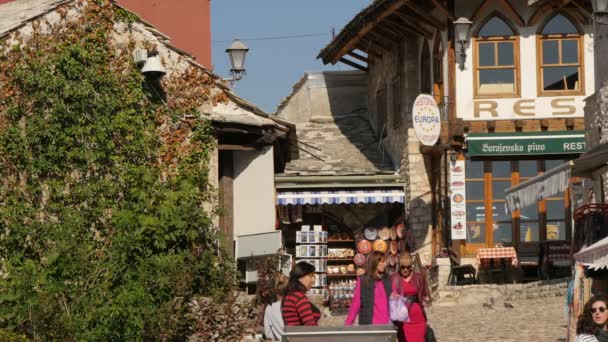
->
[[537, 13, 583, 95], [473, 14, 519, 97]]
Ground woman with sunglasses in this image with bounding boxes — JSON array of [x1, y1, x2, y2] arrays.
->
[[344, 251, 392, 325], [576, 294, 608, 342], [391, 252, 429, 342]]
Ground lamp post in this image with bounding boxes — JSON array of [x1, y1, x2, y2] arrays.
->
[[225, 39, 249, 81], [592, 0, 608, 24], [453, 17, 472, 71]]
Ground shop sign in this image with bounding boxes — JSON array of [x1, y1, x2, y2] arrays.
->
[[412, 94, 441, 146], [450, 160, 467, 240], [467, 131, 586, 156]]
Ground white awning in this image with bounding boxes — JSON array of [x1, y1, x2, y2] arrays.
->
[[575, 236, 608, 270], [276, 189, 405, 205], [505, 161, 572, 213]]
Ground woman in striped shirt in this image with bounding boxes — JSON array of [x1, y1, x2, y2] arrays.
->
[[576, 294, 608, 342], [281, 261, 320, 326]]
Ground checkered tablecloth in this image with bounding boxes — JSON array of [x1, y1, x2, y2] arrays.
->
[[476, 247, 518, 268]]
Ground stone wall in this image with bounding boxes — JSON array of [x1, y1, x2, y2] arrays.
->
[[437, 278, 569, 306], [366, 34, 435, 265], [584, 83, 608, 202]]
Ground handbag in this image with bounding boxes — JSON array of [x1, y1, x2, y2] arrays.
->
[[425, 324, 437, 342], [389, 295, 409, 322]]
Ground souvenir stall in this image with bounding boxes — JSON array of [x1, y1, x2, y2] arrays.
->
[[276, 188, 410, 315]]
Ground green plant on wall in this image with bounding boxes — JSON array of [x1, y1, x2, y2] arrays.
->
[[0, 1, 236, 340]]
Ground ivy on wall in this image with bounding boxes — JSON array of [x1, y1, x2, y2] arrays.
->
[[0, 1, 235, 340]]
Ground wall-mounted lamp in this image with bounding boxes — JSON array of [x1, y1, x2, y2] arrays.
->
[[592, 0, 608, 24], [224, 39, 249, 82], [132, 48, 166, 78], [453, 17, 473, 71]]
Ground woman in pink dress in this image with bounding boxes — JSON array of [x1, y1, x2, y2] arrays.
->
[[391, 252, 429, 342], [344, 251, 392, 326]]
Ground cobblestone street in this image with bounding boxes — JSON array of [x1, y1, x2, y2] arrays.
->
[[427, 296, 567, 342], [320, 296, 568, 341]]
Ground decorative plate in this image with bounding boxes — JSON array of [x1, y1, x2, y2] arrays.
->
[[356, 268, 366, 277], [347, 264, 355, 273], [396, 223, 405, 238], [364, 227, 377, 240], [340, 266, 347, 275], [390, 240, 399, 254], [357, 239, 372, 254], [372, 239, 388, 253], [390, 226, 397, 240], [378, 226, 390, 240], [389, 254, 397, 266], [354, 253, 366, 266]]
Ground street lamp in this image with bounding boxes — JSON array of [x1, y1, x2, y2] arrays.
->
[[225, 39, 249, 81], [592, 0, 608, 24], [453, 17, 473, 71]]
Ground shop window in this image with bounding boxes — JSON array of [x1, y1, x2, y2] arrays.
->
[[519, 160, 538, 178], [474, 15, 519, 97], [520, 202, 539, 242], [538, 13, 583, 95], [466, 160, 485, 244]]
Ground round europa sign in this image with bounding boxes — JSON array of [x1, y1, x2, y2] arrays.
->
[[412, 94, 441, 146]]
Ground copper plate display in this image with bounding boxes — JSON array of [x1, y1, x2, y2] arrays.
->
[[390, 226, 397, 240], [390, 240, 398, 254], [354, 253, 366, 266], [364, 227, 377, 240], [378, 227, 390, 240], [357, 240, 372, 254], [397, 223, 405, 238], [372, 239, 388, 253]]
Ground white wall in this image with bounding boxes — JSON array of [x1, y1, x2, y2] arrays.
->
[[233, 146, 276, 237], [454, 0, 595, 121]]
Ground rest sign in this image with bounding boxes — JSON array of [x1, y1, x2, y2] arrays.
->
[[412, 94, 441, 146]]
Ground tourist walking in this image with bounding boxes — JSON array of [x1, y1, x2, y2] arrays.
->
[[576, 294, 608, 342], [264, 276, 289, 341], [344, 251, 392, 325], [391, 252, 429, 342], [281, 261, 320, 326]]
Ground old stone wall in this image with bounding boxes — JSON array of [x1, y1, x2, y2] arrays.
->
[[367, 33, 434, 265], [584, 83, 608, 202]]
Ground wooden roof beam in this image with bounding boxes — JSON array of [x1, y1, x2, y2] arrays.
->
[[330, 0, 408, 64], [528, 3, 554, 25], [471, 0, 493, 23], [403, 2, 446, 30], [384, 17, 424, 37], [348, 51, 369, 64], [339, 57, 368, 72], [392, 12, 434, 39], [430, 0, 456, 22], [359, 35, 392, 52], [365, 30, 397, 49], [498, 0, 526, 26]]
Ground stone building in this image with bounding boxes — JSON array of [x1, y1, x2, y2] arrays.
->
[[318, 0, 593, 265]]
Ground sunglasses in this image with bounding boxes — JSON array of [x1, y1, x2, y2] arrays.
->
[[400, 265, 413, 271], [591, 307, 607, 313]]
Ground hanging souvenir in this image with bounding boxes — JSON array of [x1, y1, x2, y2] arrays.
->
[[364, 227, 377, 240], [357, 240, 372, 254], [372, 239, 388, 253], [378, 226, 390, 240]]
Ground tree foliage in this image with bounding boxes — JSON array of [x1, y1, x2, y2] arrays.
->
[[0, 1, 235, 340]]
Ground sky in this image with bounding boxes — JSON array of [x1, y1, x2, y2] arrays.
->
[[211, 1, 372, 114]]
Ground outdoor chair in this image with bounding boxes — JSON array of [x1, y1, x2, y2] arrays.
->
[[516, 242, 541, 281], [447, 247, 476, 285]]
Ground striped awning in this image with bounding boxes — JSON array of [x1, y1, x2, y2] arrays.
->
[[276, 189, 405, 205], [575, 236, 608, 270]]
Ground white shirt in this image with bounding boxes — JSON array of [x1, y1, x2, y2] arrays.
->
[[575, 334, 599, 342], [264, 301, 284, 341]]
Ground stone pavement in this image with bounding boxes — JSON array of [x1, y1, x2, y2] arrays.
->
[[320, 296, 568, 341]]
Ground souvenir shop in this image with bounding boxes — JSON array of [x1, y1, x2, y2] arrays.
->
[[276, 188, 411, 314]]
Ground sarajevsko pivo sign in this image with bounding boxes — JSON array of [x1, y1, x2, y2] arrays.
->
[[412, 94, 441, 146]]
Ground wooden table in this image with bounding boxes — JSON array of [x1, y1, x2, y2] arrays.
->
[[476, 247, 519, 269]]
